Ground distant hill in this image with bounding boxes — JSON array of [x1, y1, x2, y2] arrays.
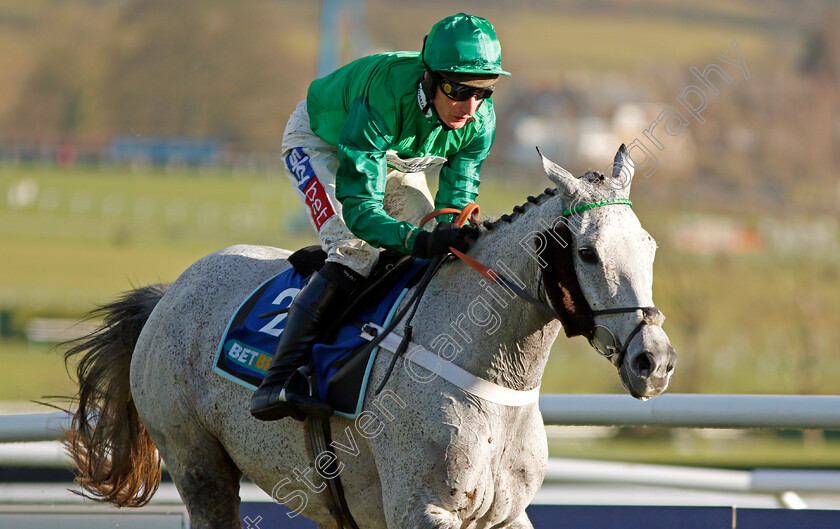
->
[[0, 0, 827, 151], [0, 0, 321, 149]]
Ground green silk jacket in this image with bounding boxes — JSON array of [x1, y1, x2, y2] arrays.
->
[[306, 51, 496, 254]]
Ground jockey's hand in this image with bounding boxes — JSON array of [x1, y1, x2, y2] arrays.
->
[[412, 222, 478, 259], [458, 224, 480, 247]]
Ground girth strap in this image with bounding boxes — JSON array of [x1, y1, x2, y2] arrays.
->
[[307, 416, 360, 529], [360, 322, 541, 406]]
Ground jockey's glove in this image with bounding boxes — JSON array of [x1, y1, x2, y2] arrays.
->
[[412, 222, 479, 259]]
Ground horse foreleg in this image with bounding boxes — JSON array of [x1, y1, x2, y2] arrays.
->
[[504, 511, 535, 529], [386, 502, 462, 529], [391, 504, 534, 529]]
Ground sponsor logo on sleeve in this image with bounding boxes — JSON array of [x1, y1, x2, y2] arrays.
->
[[286, 147, 337, 230]]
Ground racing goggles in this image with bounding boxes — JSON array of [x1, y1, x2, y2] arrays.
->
[[438, 77, 495, 102]]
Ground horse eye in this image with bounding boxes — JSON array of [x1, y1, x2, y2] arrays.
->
[[578, 247, 599, 264]]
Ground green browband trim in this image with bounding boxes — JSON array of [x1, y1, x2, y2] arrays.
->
[[562, 198, 633, 217]]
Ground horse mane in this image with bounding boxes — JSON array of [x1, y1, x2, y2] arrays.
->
[[480, 187, 559, 233], [479, 171, 604, 234]]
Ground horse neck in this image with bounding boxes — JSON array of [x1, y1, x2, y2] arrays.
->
[[412, 195, 565, 391]]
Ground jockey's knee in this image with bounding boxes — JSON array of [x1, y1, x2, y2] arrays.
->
[[383, 171, 435, 227], [318, 217, 379, 278]]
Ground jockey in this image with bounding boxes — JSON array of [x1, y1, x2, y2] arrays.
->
[[250, 13, 510, 421]]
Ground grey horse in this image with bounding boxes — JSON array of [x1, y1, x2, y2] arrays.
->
[[63, 145, 676, 528]]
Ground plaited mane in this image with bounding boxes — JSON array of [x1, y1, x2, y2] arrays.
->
[[480, 187, 557, 232]]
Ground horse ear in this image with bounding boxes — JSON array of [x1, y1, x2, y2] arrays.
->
[[609, 143, 634, 198], [536, 147, 586, 197]]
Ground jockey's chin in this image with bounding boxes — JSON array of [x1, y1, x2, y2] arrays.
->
[[446, 115, 473, 129], [433, 89, 482, 130]]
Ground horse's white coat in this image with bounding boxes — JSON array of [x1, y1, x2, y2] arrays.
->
[[130, 146, 675, 528]]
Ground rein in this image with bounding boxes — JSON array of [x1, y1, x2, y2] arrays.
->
[[421, 203, 561, 319], [373, 204, 482, 395]]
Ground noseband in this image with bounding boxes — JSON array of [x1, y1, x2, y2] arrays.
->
[[589, 306, 664, 368]]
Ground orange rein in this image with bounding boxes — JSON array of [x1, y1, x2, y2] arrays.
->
[[415, 203, 561, 320], [419, 203, 481, 229], [416, 203, 501, 281]]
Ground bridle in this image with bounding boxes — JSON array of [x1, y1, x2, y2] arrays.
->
[[588, 306, 664, 368], [439, 199, 664, 369], [559, 199, 664, 367]]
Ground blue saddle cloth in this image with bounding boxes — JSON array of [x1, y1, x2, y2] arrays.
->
[[213, 260, 425, 418]]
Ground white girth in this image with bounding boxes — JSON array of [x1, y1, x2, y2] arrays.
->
[[359, 322, 541, 407]]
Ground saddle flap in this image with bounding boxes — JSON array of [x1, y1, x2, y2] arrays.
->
[[324, 342, 376, 414]]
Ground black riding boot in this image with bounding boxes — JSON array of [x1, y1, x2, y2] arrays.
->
[[249, 262, 361, 421]]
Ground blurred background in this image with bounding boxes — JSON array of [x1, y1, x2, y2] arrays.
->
[[1, 0, 839, 470]]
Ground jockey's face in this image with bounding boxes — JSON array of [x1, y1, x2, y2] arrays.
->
[[433, 86, 483, 130]]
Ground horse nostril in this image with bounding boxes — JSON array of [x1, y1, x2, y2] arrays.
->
[[666, 362, 675, 373], [633, 351, 654, 377]]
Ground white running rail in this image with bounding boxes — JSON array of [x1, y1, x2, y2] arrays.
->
[[4, 394, 840, 444]]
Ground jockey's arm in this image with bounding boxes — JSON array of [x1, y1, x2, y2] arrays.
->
[[335, 100, 423, 255]]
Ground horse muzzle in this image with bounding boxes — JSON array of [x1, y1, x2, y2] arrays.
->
[[619, 338, 677, 400]]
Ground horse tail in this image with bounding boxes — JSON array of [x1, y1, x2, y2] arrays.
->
[[62, 283, 170, 508]]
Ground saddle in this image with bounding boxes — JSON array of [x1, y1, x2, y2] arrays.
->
[[212, 245, 427, 418], [288, 245, 417, 340], [286, 245, 426, 410]]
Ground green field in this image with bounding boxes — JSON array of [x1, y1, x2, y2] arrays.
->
[[0, 0, 786, 148], [2, 163, 839, 400], [547, 427, 840, 469], [2, 163, 839, 467]]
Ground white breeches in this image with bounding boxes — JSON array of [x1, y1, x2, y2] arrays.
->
[[281, 100, 439, 277]]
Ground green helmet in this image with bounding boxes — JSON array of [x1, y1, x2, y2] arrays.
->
[[421, 13, 511, 77]]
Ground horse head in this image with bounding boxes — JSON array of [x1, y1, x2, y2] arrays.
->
[[535, 144, 676, 400]]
